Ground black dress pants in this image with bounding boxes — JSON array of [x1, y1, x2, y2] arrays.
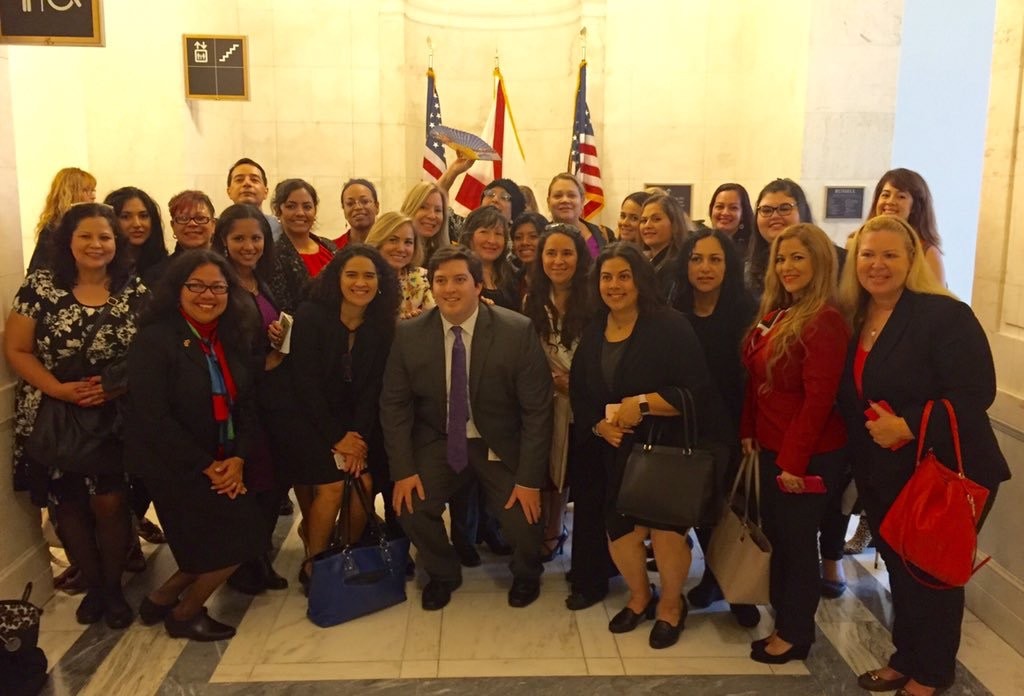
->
[[758, 448, 846, 646], [567, 434, 614, 595]]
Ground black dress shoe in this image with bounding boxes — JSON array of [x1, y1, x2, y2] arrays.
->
[[481, 529, 513, 556], [508, 578, 540, 608], [453, 541, 482, 567], [137, 517, 166, 544], [279, 497, 294, 516], [75, 589, 105, 625], [422, 578, 462, 611], [258, 554, 289, 590], [164, 608, 236, 641], [649, 599, 688, 649], [686, 575, 724, 608], [750, 640, 810, 664], [857, 669, 911, 692], [227, 560, 267, 595], [565, 587, 607, 611], [608, 587, 659, 633], [139, 596, 178, 626], [730, 603, 761, 628], [104, 590, 134, 629]]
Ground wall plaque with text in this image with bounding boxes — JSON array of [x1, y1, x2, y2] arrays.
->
[[824, 186, 865, 220], [0, 0, 103, 46], [644, 183, 693, 218]]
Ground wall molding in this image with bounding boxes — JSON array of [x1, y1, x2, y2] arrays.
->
[[967, 557, 1024, 657]]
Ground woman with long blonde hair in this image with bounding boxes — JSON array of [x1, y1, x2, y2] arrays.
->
[[740, 223, 850, 665], [28, 167, 98, 272], [365, 211, 434, 320], [400, 182, 450, 265]]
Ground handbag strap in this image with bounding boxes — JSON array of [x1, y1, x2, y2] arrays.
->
[[915, 399, 965, 478], [338, 472, 389, 548], [727, 449, 763, 526], [643, 387, 698, 449]]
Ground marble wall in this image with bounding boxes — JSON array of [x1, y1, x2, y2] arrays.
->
[[0, 47, 51, 603], [970, 0, 1024, 657], [10, 0, 904, 266]]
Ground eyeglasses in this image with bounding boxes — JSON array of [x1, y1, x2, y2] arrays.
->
[[482, 190, 512, 202], [173, 215, 212, 225], [343, 198, 375, 209], [756, 204, 796, 218], [183, 281, 229, 295]]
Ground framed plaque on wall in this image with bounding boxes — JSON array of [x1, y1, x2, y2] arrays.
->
[[0, 0, 103, 46], [644, 183, 693, 218]]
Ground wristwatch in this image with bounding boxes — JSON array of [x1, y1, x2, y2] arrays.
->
[[638, 393, 650, 416]]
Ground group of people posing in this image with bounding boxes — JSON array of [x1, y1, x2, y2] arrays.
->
[[5, 160, 1008, 696]]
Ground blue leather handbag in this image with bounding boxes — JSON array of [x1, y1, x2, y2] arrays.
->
[[306, 475, 410, 627]]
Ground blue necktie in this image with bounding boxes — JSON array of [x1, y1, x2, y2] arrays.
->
[[447, 326, 469, 472]]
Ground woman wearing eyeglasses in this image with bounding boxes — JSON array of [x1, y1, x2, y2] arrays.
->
[[263, 245, 399, 593], [127, 250, 265, 641], [268, 179, 338, 314], [142, 191, 217, 287]]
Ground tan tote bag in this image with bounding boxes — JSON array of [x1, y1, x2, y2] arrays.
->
[[706, 450, 773, 605]]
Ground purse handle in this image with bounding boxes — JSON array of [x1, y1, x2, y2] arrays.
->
[[337, 471, 390, 550], [726, 449, 762, 527], [915, 399, 965, 478], [640, 387, 698, 451]]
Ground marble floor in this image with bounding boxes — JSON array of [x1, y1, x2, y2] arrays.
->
[[35, 507, 1024, 696]]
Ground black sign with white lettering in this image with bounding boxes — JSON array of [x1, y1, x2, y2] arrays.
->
[[0, 0, 103, 46], [183, 35, 248, 100], [825, 186, 865, 220], [644, 183, 693, 218]]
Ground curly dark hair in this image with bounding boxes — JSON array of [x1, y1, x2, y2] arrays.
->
[[141, 249, 258, 348], [590, 242, 664, 317], [747, 178, 813, 294], [212, 204, 276, 284], [305, 244, 399, 340], [672, 228, 748, 317], [104, 187, 168, 277], [524, 225, 592, 349], [50, 203, 133, 293]]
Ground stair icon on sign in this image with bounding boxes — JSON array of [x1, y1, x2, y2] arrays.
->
[[219, 43, 240, 63]]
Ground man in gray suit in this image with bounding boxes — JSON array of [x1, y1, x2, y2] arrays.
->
[[381, 246, 553, 610]]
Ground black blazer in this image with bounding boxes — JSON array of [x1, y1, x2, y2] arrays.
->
[[268, 233, 338, 314], [569, 307, 733, 451], [124, 316, 258, 480], [837, 291, 1010, 506], [380, 303, 554, 489]]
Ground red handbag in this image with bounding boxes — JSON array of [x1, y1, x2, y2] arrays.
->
[[879, 399, 991, 588]]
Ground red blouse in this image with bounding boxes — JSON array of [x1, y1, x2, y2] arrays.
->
[[300, 244, 334, 278], [740, 304, 850, 475]]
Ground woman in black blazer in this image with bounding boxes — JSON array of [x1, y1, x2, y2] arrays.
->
[[127, 250, 265, 641], [570, 243, 732, 650], [263, 244, 399, 592], [838, 215, 1010, 696]]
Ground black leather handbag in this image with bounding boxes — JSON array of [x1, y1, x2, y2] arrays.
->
[[0, 583, 47, 696], [616, 388, 727, 528]]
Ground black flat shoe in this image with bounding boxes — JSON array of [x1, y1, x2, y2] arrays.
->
[[730, 603, 761, 628], [104, 590, 134, 629], [227, 561, 267, 596], [139, 596, 178, 626], [857, 669, 911, 692], [164, 608, 236, 642], [608, 587, 658, 633], [75, 589, 105, 625], [649, 599, 688, 649], [258, 554, 288, 591], [750, 640, 810, 664], [565, 587, 607, 611], [422, 578, 462, 611], [508, 578, 540, 608], [686, 575, 724, 608], [137, 517, 166, 544]]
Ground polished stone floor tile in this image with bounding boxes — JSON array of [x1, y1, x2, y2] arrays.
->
[[585, 657, 625, 675], [249, 660, 404, 681], [621, 656, 774, 676], [438, 657, 589, 677], [77, 624, 186, 696], [959, 620, 1024, 695], [399, 659, 439, 678]]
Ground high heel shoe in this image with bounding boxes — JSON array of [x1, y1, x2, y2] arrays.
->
[[608, 585, 658, 633], [750, 639, 810, 664], [540, 527, 568, 563], [844, 516, 874, 554]]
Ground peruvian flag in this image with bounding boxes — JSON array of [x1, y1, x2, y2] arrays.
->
[[453, 67, 528, 214]]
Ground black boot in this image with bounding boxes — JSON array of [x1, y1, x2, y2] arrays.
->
[[259, 553, 288, 590]]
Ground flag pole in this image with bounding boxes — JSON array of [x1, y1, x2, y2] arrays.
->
[[427, 36, 433, 70], [580, 26, 587, 62]]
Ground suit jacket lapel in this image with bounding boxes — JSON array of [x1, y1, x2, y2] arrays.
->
[[176, 320, 211, 374], [469, 303, 494, 405]]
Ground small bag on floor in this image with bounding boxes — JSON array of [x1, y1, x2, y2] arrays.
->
[[0, 583, 47, 696], [307, 475, 410, 628], [706, 451, 772, 605]]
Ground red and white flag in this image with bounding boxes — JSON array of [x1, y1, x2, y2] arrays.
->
[[453, 67, 528, 214], [568, 60, 604, 220], [422, 68, 447, 181]]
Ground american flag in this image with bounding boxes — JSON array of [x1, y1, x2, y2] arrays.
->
[[568, 60, 604, 220], [422, 68, 447, 181]]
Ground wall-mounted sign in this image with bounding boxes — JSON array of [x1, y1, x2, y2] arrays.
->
[[183, 34, 248, 101], [644, 183, 693, 218], [824, 186, 865, 220], [0, 0, 103, 46]]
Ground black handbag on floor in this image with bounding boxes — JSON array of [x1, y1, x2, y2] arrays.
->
[[0, 583, 47, 696], [306, 474, 410, 628], [24, 296, 123, 474], [616, 388, 727, 528]]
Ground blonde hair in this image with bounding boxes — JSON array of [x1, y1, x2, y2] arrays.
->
[[839, 214, 954, 331], [364, 211, 421, 270], [400, 182, 450, 262], [35, 167, 97, 238], [754, 223, 841, 389]]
